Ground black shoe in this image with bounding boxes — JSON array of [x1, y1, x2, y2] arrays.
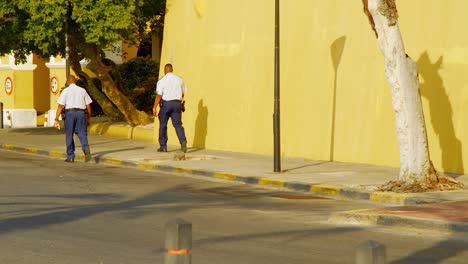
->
[[64, 158, 74, 163], [84, 147, 92, 162], [181, 141, 187, 153], [157, 148, 167, 152]]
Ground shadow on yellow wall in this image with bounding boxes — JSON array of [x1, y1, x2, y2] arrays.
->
[[192, 99, 208, 149], [417, 52, 464, 175]]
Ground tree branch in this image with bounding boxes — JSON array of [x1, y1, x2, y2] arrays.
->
[[362, 0, 378, 38], [0, 16, 16, 24]]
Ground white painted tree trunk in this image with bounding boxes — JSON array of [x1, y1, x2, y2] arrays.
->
[[366, 0, 437, 183]]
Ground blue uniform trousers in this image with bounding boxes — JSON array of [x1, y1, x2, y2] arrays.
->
[[64, 111, 89, 160], [159, 101, 187, 149]]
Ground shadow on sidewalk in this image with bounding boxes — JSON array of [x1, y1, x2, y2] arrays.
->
[[282, 161, 330, 173], [5, 127, 64, 135], [92, 147, 147, 161]]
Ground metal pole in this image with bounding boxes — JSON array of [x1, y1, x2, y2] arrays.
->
[[65, 1, 71, 79], [0, 102, 3, 129], [273, 0, 281, 172], [65, 24, 70, 79]]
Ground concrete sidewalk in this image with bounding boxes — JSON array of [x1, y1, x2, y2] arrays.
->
[[1, 126, 468, 208]]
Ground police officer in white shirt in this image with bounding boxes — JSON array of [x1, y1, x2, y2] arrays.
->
[[54, 75, 93, 162], [153, 64, 188, 152]]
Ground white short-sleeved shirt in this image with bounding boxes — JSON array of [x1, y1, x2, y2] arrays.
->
[[57, 84, 93, 109], [156, 73, 187, 101]]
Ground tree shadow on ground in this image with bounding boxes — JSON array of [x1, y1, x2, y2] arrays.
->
[[0, 183, 346, 237], [391, 238, 468, 264]]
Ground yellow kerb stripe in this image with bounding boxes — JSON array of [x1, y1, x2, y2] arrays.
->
[[104, 158, 123, 165], [2, 144, 16, 149], [49, 150, 65, 158], [309, 184, 340, 196], [258, 178, 286, 188], [138, 162, 157, 169], [25, 147, 39, 153], [370, 192, 408, 204], [213, 172, 238, 181]]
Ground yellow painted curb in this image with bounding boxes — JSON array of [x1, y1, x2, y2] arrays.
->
[[25, 147, 39, 154], [258, 178, 286, 188], [103, 158, 123, 165], [75, 154, 86, 160], [49, 150, 65, 158], [213, 172, 238, 181], [370, 192, 408, 204], [2, 144, 16, 150], [310, 184, 341, 196], [132, 127, 154, 142], [137, 162, 157, 169], [175, 167, 193, 174]]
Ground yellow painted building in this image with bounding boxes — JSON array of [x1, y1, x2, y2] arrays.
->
[[0, 42, 138, 126], [160, 0, 468, 174], [0, 54, 49, 113]]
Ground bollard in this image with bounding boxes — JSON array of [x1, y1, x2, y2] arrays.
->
[[44, 113, 48, 127], [0, 102, 3, 129], [356, 240, 386, 264], [5, 110, 11, 128], [164, 218, 192, 264]]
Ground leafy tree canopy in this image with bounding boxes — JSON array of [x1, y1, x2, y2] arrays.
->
[[0, 0, 164, 62]]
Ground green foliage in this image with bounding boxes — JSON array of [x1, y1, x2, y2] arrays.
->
[[116, 57, 159, 112], [0, 0, 155, 61], [0, 0, 166, 117]]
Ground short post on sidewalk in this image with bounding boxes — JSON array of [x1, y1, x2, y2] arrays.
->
[[164, 218, 192, 264], [356, 240, 386, 264]]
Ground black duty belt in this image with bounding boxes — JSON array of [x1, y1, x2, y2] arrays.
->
[[163, 100, 181, 103], [65, 108, 86, 112]]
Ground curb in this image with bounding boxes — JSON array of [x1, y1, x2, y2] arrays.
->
[[88, 123, 154, 143], [0, 143, 453, 206], [329, 210, 468, 234]]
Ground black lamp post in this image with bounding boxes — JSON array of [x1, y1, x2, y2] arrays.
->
[[273, 0, 281, 172]]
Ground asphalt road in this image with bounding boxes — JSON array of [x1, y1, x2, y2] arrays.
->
[[0, 150, 467, 264]]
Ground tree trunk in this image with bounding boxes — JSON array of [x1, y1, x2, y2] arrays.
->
[[363, 0, 463, 192], [364, 0, 436, 183], [69, 58, 124, 121], [86, 45, 153, 127], [68, 37, 124, 121]]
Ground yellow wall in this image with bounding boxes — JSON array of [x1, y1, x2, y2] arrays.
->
[[0, 69, 14, 108], [47, 56, 67, 110], [122, 42, 139, 63], [13, 71, 34, 109], [48, 68, 66, 109], [0, 55, 52, 112], [160, 0, 468, 174]]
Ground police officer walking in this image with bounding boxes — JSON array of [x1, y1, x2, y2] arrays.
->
[[54, 75, 93, 163], [153, 64, 188, 153]]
